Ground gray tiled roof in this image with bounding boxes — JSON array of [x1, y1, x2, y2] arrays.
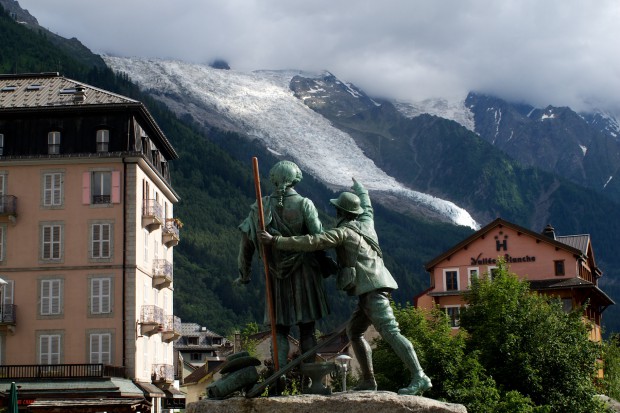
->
[[0, 73, 137, 109], [556, 234, 590, 255]]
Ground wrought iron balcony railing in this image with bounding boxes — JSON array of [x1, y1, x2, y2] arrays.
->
[[162, 219, 181, 247], [152, 363, 174, 383], [0, 195, 17, 217], [0, 364, 125, 379], [142, 199, 163, 231], [0, 304, 16, 324], [162, 315, 182, 343]]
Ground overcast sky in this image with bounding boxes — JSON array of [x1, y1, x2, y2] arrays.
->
[[16, 0, 620, 114]]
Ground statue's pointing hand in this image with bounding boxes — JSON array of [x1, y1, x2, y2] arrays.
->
[[257, 230, 274, 245]]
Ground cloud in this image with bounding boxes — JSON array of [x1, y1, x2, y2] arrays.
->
[[18, 0, 620, 113]]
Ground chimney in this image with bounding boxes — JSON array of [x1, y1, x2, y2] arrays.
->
[[73, 85, 85, 103], [542, 224, 556, 240]]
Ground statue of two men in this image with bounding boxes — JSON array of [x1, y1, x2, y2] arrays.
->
[[237, 160, 432, 396]]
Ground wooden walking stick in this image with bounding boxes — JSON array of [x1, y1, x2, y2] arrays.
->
[[252, 157, 279, 372]]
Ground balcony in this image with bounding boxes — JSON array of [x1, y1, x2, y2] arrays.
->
[[152, 363, 174, 384], [0, 364, 126, 379], [139, 305, 164, 336], [153, 259, 173, 289], [142, 199, 163, 232], [0, 195, 17, 223], [162, 218, 181, 247], [162, 315, 182, 343]]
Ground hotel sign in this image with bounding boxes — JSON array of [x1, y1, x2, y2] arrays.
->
[[471, 253, 536, 266]]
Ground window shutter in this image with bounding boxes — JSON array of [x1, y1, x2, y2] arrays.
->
[[51, 280, 61, 314], [52, 227, 61, 259], [82, 172, 91, 204], [0, 226, 3, 261], [101, 278, 111, 313], [101, 334, 111, 364], [53, 173, 62, 205], [40, 336, 50, 364], [3, 280, 13, 305], [44, 174, 53, 205], [50, 335, 60, 364], [102, 224, 110, 257], [92, 224, 101, 258], [90, 334, 100, 363], [112, 171, 121, 203], [92, 278, 101, 313], [41, 280, 51, 315]]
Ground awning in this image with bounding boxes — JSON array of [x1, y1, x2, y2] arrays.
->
[[163, 387, 186, 398], [27, 398, 151, 413], [134, 382, 165, 398]]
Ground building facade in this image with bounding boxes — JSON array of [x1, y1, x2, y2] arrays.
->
[[416, 218, 613, 342], [0, 73, 183, 412]]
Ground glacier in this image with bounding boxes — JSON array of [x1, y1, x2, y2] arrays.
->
[[103, 56, 479, 229]]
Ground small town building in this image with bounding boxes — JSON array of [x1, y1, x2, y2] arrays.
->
[[0, 72, 183, 412], [416, 218, 614, 342]]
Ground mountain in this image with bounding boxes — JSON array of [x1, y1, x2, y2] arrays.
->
[[3, 1, 620, 335], [102, 56, 620, 333], [466, 93, 620, 204]]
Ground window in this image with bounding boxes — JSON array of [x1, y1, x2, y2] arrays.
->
[[467, 267, 479, 287], [2, 279, 13, 305], [190, 353, 201, 361], [444, 269, 459, 291], [488, 266, 499, 279], [96, 129, 110, 152], [40, 279, 62, 316], [0, 225, 4, 262], [444, 306, 461, 328], [48, 131, 61, 154], [91, 223, 112, 259], [562, 298, 573, 313], [41, 224, 62, 261], [0, 133, 4, 155], [91, 278, 112, 314], [0, 173, 5, 214], [92, 171, 111, 204], [143, 229, 149, 263], [43, 172, 63, 207], [554, 260, 565, 276], [83, 171, 120, 205], [90, 333, 112, 364], [187, 337, 199, 345], [39, 334, 61, 364]]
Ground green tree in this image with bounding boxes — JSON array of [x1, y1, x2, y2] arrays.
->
[[602, 334, 620, 400], [460, 259, 605, 413]]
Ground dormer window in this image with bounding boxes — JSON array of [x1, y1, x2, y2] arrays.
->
[[48, 131, 61, 154], [187, 336, 199, 345], [96, 129, 109, 152]]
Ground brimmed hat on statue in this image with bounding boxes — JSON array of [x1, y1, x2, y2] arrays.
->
[[330, 192, 363, 215]]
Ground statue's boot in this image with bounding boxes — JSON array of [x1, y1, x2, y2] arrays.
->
[[386, 333, 432, 395], [350, 336, 377, 391]]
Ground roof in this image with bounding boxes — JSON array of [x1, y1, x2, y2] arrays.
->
[[27, 398, 150, 409], [0, 72, 178, 160], [556, 234, 590, 255], [529, 277, 614, 306], [425, 218, 585, 271], [0, 72, 137, 108], [0, 378, 144, 398]]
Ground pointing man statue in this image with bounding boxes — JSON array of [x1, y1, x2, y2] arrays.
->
[[259, 178, 432, 395]]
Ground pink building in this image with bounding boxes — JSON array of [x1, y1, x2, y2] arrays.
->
[[0, 73, 183, 412], [416, 218, 613, 342]]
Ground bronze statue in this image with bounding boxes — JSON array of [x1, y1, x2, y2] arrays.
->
[[259, 178, 432, 396], [236, 160, 331, 369]]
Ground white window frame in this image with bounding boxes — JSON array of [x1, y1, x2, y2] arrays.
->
[[443, 268, 460, 291], [444, 305, 461, 328], [89, 332, 112, 364], [467, 267, 479, 287], [488, 266, 498, 279], [39, 334, 61, 364], [41, 223, 63, 261], [48, 131, 61, 154], [40, 279, 62, 316], [90, 277, 112, 315], [96, 129, 110, 153], [91, 222, 112, 260], [43, 172, 63, 207]]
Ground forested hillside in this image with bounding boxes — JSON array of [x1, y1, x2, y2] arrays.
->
[[0, 7, 474, 334]]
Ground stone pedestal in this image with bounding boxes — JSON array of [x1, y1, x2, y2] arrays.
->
[[187, 391, 467, 413]]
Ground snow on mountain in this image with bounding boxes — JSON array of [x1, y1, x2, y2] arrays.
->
[[394, 98, 476, 132], [103, 56, 479, 229]]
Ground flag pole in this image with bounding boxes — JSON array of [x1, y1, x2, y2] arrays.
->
[[252, 157, 279, 372]]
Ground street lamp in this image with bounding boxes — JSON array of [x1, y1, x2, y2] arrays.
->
[[335, 354, 352, 392]]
